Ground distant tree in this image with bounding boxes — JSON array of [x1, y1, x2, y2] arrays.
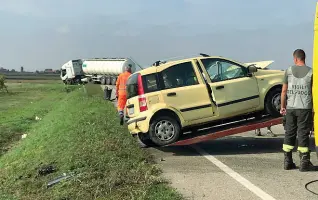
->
[[21, 66, 24, 72], [10, 69, 15, 72], [0, 74, 8, 93]]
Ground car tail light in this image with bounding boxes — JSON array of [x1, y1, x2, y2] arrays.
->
[[138, 95, 148, 112], [137, 74, 148, 112]]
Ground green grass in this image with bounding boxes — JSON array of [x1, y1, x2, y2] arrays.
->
[[0, 83, 68, 156], [0, 83, 182, 200]]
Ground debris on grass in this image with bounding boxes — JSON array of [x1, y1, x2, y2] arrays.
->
[[21, 134, 27, 139], [35, 116, 42, 121], [38, 164, 57, 177], [47, 173, 76, 188]]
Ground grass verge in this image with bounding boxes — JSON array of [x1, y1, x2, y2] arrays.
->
[[0, 83, 68, 156], [0, 83, 182, 200]]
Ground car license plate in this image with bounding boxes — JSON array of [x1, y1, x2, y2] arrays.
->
[[128, 107, 134, 115]]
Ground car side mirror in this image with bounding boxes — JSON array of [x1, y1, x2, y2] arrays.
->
[[247, 65, 258, 74]]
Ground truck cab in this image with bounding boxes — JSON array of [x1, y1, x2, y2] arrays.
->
[[60, 59, 84, 84]]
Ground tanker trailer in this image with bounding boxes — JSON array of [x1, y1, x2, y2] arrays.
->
[[82, 57, 143, 100], [82, 57, 141, 85]]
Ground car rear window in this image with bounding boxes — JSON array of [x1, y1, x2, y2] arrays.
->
[[126, 73, 139, 99]]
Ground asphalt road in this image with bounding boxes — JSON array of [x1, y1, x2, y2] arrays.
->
[[150, 125, 318, 200]]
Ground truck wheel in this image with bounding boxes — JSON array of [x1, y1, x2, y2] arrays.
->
[[265, 87, 281, 117], [101, 77, 106, 85], [103, 88, 110, 100], [111, 77, 117, 85], [106, 76, 111, 85], [67, 79, 73, 85], [149, 116, 181, 146]]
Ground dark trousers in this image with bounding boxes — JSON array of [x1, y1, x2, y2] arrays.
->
[[283, 109, 313, 152]]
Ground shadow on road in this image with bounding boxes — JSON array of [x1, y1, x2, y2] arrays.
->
[[155, 137, 316, 156]]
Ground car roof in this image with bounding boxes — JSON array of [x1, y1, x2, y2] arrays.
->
[[137, 55, 247, 76]]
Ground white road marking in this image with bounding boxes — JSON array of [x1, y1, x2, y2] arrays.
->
[[192, 145, 277, 200]]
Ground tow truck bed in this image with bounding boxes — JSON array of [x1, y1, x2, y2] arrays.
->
[[167, 117, 283, 146]]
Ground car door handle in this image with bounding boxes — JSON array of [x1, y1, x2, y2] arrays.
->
[[216, 85, 224, 90], [167, 92, 176, 97]]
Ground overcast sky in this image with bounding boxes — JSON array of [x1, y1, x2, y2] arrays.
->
[[0, 0, 317, 71]]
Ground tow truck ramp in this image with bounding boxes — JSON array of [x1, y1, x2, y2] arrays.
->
[[167, 117, 283, 146]]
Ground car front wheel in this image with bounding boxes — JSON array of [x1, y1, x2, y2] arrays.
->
[[265, 87, 282, 117], [149, 116, 181, 146]]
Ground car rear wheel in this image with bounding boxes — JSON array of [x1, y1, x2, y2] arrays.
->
[[149, 116, 181, 146], [265, 87, 281, 117], [137, 133, 156, 147]]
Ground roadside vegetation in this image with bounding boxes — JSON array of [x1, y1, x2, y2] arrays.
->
[[0, 75, 8, 93], [0, 82, 182, 200]]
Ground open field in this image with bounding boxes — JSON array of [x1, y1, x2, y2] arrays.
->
[[1, 73, 60, 81], [0, 82, 182, 200], [5, 76, 60, 80], [6, 79, 61, 84]]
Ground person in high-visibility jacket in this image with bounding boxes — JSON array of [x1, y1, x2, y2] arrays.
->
[[116, 64, 132, 125], [280, 49, 314, 172]]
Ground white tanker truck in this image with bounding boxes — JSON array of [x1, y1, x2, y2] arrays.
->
[[60, 57, 143, 86]]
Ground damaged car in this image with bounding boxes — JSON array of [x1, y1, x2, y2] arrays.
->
[[125, 54, 284, 146]]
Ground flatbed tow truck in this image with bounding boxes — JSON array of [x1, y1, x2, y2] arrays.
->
[[165, 2, 318, 149], [167, 116, 282, 146]]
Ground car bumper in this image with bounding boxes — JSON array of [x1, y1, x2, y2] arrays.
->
[[127, 115, 149, 135]]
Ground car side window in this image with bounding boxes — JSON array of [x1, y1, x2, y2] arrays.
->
[[200, 59, 220, 82], [201, 59, 247, 82], [160, 62, 199, 89], [142, 73, 159, 93]]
